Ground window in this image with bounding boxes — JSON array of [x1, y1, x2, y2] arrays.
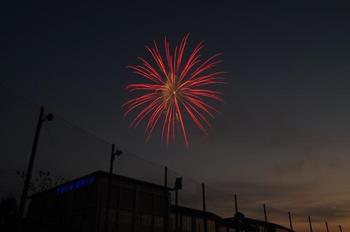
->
[[153, 195, 164, 215], [137, 192, 153, 214], [169, 213, 180, 232], [110, 186, 119, 209], [118, 211, 133, 232], [182, 215, 192, 232], [196, 218, 204, 232], [229, 228, 236, 232], [154, 216, 164, 232], [119, 188, 134, 211], [169, 214, 175, 231], [208, 219, 216, 232], [81, 208, 96, 232], [135, 214, 152, 232], [218, 225, 228, 232], [276, 228, 290, 232], [140, 214, 152, 226]]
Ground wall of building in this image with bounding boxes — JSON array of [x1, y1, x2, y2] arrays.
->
[[96, 173, 167, 232], [27, 172, 168, 232], [27, 175, 98, 232], [26, 172, 293, 232]]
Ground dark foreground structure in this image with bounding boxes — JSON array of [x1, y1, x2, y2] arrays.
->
[[26, 171, 293, 232]]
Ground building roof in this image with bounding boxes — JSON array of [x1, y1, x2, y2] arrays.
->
[[170, 205, 222, 220], [95, 170, 168, 190], [29, 170, 168, 198], [223, 213, 293, 231]]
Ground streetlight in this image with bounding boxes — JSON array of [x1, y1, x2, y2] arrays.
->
[[104, 144, 122, 232], [18, 106, 53, 223]]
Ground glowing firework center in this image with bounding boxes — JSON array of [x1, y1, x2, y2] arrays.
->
[[162, 76, 181, 101]]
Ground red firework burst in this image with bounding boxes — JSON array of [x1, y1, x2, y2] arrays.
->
[[123, 34, 225, 147]]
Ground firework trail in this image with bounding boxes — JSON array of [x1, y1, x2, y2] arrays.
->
[[124, 34, 225, 147]]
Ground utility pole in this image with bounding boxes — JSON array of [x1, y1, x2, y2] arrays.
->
[[173, 177, 182, 232], [175, 188, 178, 232], [202, 183, 207, 232], [262, 203, 268, 232], [288, 212, 293, 231], [18, 106, 53, 226], [104, 144, 122, 232], [308, 216, 313, 232], [234, 194, 238, 214], [263, 204, 268, 222]]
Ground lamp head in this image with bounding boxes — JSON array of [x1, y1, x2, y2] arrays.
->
[[114, 149, 122, 156], [45, 114, 54, 121], [174, 177, 182, 190]]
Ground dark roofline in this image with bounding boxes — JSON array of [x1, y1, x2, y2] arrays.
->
[[246, 218, 291, 230], [223, 216, 293, 231], [30, 170, 169, 198], [29, 171, 97, 198], [170, 205, 222, 220], [95, 170, 168, 190]]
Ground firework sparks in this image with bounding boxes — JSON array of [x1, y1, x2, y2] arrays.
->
[[124, 34, 225, 146]]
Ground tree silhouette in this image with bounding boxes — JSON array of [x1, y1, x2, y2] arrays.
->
[[16, 170, 66, 194]]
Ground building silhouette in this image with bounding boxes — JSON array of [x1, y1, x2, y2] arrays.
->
[[26, 171, 293, 232]]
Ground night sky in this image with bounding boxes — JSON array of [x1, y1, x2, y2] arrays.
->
[[1, 1, 350, 230]]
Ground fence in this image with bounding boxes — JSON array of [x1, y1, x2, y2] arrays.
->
[[0, 82, 349, 232]]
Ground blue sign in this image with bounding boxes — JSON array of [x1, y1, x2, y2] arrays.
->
[[56, 176, 95, 196]]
